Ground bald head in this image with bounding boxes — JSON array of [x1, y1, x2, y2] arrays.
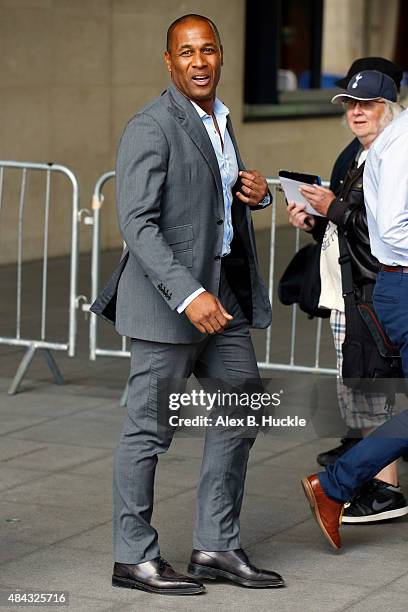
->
[[166, 14, 221, 53]]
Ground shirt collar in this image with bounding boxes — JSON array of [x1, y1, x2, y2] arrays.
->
[[190, 97, 230, 120]]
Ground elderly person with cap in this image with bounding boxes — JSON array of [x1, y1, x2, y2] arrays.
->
[[313, 58, 403, 467], [329, 57, 403, 196], [287, 68, 407, 524], [314, 58, 404, 470]]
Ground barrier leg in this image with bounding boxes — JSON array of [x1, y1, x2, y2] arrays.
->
[[8, 346, 65, 395], [8, 345, 36, 395], [43, 349, 64, 385], [120, 381, 129, 408]]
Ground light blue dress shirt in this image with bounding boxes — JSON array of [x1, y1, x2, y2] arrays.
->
[[364, 108, 408, 266], [191, 98, 239, 257], [177, 97, 269, 313]]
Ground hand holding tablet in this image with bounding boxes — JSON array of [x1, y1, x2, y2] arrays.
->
[[279, 170, 325, 217]]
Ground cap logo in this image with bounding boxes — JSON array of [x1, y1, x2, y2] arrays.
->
[[352, 73, 362, 89]]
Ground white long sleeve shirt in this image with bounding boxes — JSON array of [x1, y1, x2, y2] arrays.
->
[[364, 108, 408, 266]]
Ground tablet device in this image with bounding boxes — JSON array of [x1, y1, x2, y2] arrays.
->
[[278, 170, 324, 216], [278, 170, 321, 185]]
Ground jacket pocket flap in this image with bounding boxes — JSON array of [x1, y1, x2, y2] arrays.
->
[[162, 224, 193, 245], [175, 249, 193, 268]]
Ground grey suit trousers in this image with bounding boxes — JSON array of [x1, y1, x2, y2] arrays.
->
[[113, 264, 261, 563]]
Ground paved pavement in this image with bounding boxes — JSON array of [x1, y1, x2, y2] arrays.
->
[[1, 230, 408, 611]]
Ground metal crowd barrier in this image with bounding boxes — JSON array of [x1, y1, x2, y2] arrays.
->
[[88, 171, 125, 362], [258, 177, 335, 375], [88, 172, 336, 384], [0, 161, 81, 394]]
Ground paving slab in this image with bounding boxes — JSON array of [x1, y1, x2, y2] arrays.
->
[[385, 571, 408, 593], [0, 410, 53, 436], [269, 513, 408, 547], [0, 466, 49, 492], [244, 464, 313, 501], [0, 389, 111, 417], [0, 546, 369, 612], [262, 437, 341, 470], [250, 539, 408, 589], [0, 437, 50, 462], [7, 413, 123, 449], [0, 498, 111, 549], [0, 541, 44, 565], [0, 442, 110, 473], [52, 521, 113, 556], [0, 471, 184, 515], [346, 586, 408, 612]]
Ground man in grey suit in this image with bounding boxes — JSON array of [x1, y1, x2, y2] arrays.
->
[[95, 14, 284, 595]]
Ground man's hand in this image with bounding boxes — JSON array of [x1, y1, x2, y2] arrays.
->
[[184, 291, 233, 334], [236, 170, 268, 207], [287, 202, 315, 231], [298, 185, 336, 216]]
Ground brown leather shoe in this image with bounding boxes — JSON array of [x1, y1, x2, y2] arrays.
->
[[112, 558, 205, 595], [301, 474, 343, 549]]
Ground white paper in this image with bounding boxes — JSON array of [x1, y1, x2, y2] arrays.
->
[[279, 176, 324, 217]]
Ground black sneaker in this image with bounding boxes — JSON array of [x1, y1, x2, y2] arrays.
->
[[316, 436, 362, 467], [342, 479, 408, 523]]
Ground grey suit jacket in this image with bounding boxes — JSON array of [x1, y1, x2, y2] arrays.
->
[[91, 83, 272, 344]]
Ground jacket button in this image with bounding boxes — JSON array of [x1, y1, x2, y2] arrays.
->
[[214, 255, 221, 260], [217, 219, 224, 225]]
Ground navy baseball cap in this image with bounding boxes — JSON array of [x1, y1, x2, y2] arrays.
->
[[335, 57, 402, 91], [331, 70, 398, 104]]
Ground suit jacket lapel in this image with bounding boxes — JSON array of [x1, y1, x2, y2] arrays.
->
[[166, 84, 224, 201]]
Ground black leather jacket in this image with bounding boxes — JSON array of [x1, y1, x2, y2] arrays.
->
[[313, 156, 380, 288], [330, 138, 360, 194]]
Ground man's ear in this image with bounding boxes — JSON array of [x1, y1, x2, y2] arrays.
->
[[164, 51, 172, 74], [220, 44, 224, 66]]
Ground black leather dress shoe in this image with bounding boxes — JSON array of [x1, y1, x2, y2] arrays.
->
[[188, 549, 285, 588], [316, 436, 362, 467], [112, 558, 205, 595]]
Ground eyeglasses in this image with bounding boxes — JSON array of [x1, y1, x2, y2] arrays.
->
[[343, 99, 385, 110]]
